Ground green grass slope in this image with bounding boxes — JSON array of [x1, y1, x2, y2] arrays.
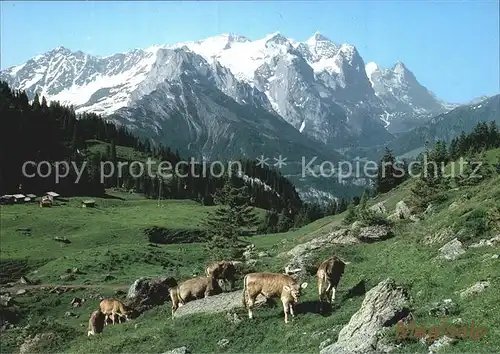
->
[[0, 195, 264, 286]]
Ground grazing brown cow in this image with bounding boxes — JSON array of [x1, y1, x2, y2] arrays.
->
[[87, 310, 105, 336], [99, 298, 132, 325], [169, 275, 222, 317], [242, 272, 308, 323], [316, 256, 346, 311], [205, 260, 237, 291]]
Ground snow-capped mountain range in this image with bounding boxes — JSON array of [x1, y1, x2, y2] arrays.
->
[[1, 32, 457, 157]]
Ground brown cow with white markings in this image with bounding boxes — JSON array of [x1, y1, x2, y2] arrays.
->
[[242, 272, 308, 323], [316, 256, 346, 311], [205, 260, 237, 291], [169, 275, 222, 317]]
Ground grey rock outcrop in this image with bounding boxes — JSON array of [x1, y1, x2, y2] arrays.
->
[[320, 278, 411, 354], [0, 294, 12, 307], [217, 338, 230, 348], [357, 225, 392, 242], [437, 238, 465, 260], [369, 201, 387, 215], [126, 276, 178, 313], [395, 200, 411, 219], [469, 234, 500, 248], [283, 228, 359, 278], [459, 281, 490, 299], [428, 335, 458, 353], [172, 290, 266, 319], [162, 346, 190, 354]]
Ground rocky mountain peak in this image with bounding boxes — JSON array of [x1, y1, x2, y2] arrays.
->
[[307, 31, 331, 43]]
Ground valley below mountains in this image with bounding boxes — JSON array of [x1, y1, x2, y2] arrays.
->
[[2, 32, 498, 201]]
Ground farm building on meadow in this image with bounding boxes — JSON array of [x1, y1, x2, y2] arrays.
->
[[13, 194, 26, 203], [0, 195, 14, 205], [23, 193, 36, 203], [45, 191, 60, 201], [81, 200, 95, 208]]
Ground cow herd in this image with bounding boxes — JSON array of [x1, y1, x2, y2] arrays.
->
[[88, 256, 346, 336]]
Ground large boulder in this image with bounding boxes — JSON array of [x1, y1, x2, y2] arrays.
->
[[469, 234, 500, 248], [459, 281, 490, 299], [320, 278, 412, 354], [395, 201, 411, 219], [357, 225, 392, 243], [126, 276, 178, 313], [286, 229, 359, 258], [172, 290, 266, 319], [428, 336, 458, 353], [162, 347, 190, 354], [437, 238, 465, 261], [369, 201, 387, 215], [0, 294, 12, 307], [283, 228, 359, 278], [19, 276, 31, 285]]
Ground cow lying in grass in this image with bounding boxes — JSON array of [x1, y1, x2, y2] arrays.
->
[[169, 275, 222, 317], [242, 272, 308, 323]]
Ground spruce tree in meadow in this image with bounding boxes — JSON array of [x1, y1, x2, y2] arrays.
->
[[204, 177, 257, 260]]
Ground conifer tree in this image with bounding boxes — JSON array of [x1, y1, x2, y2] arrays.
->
[[293, 206, 310, 228], [110, 140, 118, 187], [342, 201, 357, 225], [41, 96, 48, 111], [204, 177, 257, 260], [325, 199, 338, 216], [375, 147, 407, 194], [277, 208, 293, 232], [262, 209, 279, 233], [410, 141, 449, 211], [32, 92, 41, 111]]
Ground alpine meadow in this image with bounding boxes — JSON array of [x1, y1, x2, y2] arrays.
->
[[0, 1, 499, 354]]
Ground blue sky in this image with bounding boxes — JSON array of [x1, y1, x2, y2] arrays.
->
[[1, 1, 498, 103]]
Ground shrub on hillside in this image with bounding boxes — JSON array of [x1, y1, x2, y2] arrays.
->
[[342, 191, 392, 227], [487, 206, 500, 233], [358, 208, 392, 227], [454, 209, 492, 244], [342, 202, 357, 226], [454, 161, 495, 187]]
